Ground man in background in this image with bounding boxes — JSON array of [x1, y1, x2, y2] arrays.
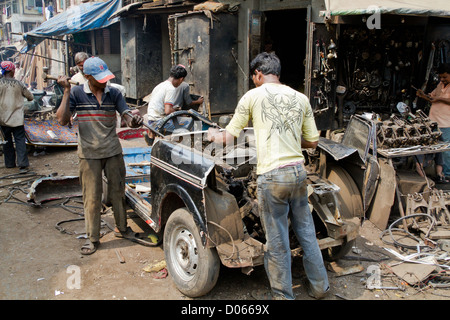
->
[[0, 61, 34, 173], [71, 52, 90, 86], [417, 63, 450, 180], [144, 64, 203, 145]]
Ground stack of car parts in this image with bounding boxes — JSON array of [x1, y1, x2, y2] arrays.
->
[[376, 110, 441, 149], [404, 189, 450, 246], [406, 190, 450, 227]]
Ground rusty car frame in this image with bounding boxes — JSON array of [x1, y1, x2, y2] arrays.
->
[[123, 109, 359, 297]]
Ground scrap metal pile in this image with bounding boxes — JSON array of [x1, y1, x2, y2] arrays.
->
[[376, 110, 442, 149]]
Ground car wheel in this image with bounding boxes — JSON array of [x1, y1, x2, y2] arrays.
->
[[164, 208, 220, 297]]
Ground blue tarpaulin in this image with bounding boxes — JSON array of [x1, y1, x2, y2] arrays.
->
[[23, 0, 122, 52]]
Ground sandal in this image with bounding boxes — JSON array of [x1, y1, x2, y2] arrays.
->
[[435, 175, 450, 184], [114, 227, 139, 239], [80, 239, 99, 255]]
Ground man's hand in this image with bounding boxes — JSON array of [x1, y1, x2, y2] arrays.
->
[[207, 127, 220, 142], [55, 77, 72, 126], [129, 114, 143, 128], [57, 75, 71, 90], [194, 96, 204, 105], [416, 89, 432, 102]]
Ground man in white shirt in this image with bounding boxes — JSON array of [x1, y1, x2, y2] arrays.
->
[[144, 65, 203, 145]]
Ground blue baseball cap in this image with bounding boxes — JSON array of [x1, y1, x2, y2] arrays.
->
[[83, 57, 115, 83]]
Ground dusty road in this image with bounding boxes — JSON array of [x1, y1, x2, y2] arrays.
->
[[1, 138, 449, 307]]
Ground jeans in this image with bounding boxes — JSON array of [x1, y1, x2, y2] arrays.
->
[[440, 127, 450, 176], [257, 164, 329, 299], [1, 125, 29, 168]]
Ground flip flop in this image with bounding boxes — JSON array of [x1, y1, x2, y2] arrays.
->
[[80, 239, 99, 255], [435, 175, 450, 184], [114, 227, 139, 239], [152, 268, 168, 279]]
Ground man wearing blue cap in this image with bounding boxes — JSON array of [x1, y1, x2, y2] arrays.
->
[[57, 57, 143, 255]]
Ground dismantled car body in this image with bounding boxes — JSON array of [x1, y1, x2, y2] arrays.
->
[[124, 110, 359, 297], [310, 111, 450, 232]]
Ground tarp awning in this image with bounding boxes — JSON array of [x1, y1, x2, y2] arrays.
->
[[23, 0, 122, 52], [322, 0, 450, 17]]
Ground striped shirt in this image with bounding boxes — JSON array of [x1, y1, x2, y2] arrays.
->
[[70, 83, 129, 159]]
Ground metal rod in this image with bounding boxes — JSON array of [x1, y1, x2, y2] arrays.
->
[[8, 48, 67, 64]]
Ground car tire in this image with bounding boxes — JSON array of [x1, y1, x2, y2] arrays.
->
[[164, 208, 220, 297]]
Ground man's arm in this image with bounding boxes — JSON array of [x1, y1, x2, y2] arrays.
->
[[112, 87, 143, 128], [22, 86, 34, 101], [431, 96, 450, 106], [207, 128, 235, 146], [416, 89, 433, 102], [301, 138, 318, 149], [164, 103, 178, 115], [56, 76, 72, 126], [190, 96, 204, 106]]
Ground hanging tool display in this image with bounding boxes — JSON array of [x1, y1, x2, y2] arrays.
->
[[427, 39, 450, 90], [336, 26, 424, 120], [311, 39, 337, 116]]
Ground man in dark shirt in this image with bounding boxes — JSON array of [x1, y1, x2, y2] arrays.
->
[[57, 57, 143, 255]]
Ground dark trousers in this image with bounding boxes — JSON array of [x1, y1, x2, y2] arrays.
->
[[1, 125, 29, 168]]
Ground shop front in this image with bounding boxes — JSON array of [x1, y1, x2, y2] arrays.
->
[[305, 0, 450, 130]]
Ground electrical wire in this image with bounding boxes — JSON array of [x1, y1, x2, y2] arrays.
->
[[380, 213, 437, 250]]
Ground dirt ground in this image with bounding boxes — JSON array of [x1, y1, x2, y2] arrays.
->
[[1, 138, 450, 305]]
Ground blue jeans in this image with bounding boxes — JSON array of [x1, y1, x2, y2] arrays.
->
[[257, 164, 329, 299], [440, 127, 450, 176]]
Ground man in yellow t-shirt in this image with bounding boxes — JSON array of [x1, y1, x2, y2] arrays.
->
[[208, 52, 329, 300]]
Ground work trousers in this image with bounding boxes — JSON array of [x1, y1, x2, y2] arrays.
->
[[440, 127, 450, 176], [257, 164, 329, 300], [1, 125, 29, 168], [79, 154, 128, 243]]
